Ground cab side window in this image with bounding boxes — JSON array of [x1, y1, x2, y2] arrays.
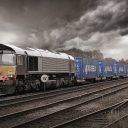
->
[[17, 55, 23, 65]]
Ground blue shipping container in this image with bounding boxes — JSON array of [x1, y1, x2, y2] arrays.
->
[[75, 57, 84, 80], [104, 61, 114, 78], [83, 58, 97, 79], [118, 63, 125, 76], [113, 63, 119, 78], [98, 61, 104, 78]]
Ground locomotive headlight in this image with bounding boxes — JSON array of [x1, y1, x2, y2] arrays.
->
[[7, 74, 15, 78]]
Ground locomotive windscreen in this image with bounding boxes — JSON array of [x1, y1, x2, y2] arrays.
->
[[0, 44, 13, 51], [0, 52, 15, 65]]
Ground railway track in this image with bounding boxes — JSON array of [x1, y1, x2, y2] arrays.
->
[[0, 79, 128, 128], [0, 79, 124, 107], [51, 99, 128, 128], [103, 100, 128, 128], [104, 114, 128, 128]]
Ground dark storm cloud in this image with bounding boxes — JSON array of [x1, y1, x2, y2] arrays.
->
[[0, 0, 128, 59], [0, 0, 100, 47], [0, 1, 78, 46], [120, 28, 128, 36]]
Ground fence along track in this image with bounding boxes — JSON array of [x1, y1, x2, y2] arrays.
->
[[0, 81, 127, 128]]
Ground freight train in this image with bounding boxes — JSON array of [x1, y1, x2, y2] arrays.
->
[[0, 44, 127, 95]]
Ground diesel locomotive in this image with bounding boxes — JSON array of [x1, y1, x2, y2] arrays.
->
[[0, 44, 75, 94]]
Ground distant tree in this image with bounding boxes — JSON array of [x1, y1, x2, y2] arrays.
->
[[119, 58, 127, 63], [58, 48, 128, 62], [104, 58, 116, 62], [126, 59, 128, 63], [58, 48, 104, 60], [91, 50, 104, 60]]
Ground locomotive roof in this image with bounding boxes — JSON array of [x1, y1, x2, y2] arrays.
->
[[0, 43, 25, 55], [0, 44, 74, 60]]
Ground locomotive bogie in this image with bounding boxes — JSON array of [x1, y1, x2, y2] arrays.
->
[[0, 80, 16, 95]]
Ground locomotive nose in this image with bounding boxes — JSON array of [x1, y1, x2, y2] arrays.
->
[[0, 66, 16, 80]]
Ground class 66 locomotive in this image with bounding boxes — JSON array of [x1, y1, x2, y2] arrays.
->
[[0, 44, 75, 95]]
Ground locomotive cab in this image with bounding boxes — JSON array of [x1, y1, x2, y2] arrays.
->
[[0, 50, 16, 94], [0, 50, 16, 80], [0, 44, 26, 94]]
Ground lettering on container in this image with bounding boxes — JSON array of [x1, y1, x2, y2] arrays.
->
[[119, 67, 124, 72], [85, 65, 96, 74], [105, 66, 112, 72]]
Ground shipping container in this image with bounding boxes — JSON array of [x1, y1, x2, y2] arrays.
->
[[118, 63, 126, 77], [75, 57, 84, 80], [124, 64, 127, 77], [75, 57, 105, 81], [113, 63, 119, 78], [83, 58, 98, 80], [104, 60, 114, 79], [126, 64, 128, 77], [97, 60, 105, 80]]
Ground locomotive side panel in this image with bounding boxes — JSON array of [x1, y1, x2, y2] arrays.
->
[[42, 57, 70, 73], [70, 60, 75, 73], [38, 57, 43, 72]]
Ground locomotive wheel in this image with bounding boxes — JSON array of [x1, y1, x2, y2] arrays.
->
[[30, 80, 40, 91], [16, 86, 24, 94], [33, 84, 40, 91], [4, 85, 16, 95], [4, 80, 16, 95], [24, 83, 32, 92]]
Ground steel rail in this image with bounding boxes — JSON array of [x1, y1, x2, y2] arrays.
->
[[0, 79, 124, 108], [0, 81, 127, 128]]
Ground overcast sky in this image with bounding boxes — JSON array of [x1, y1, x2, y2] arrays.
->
[[0, 0, 128, 60]]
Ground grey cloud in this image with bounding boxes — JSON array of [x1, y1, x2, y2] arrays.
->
[[0, 0, 128, 59]]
